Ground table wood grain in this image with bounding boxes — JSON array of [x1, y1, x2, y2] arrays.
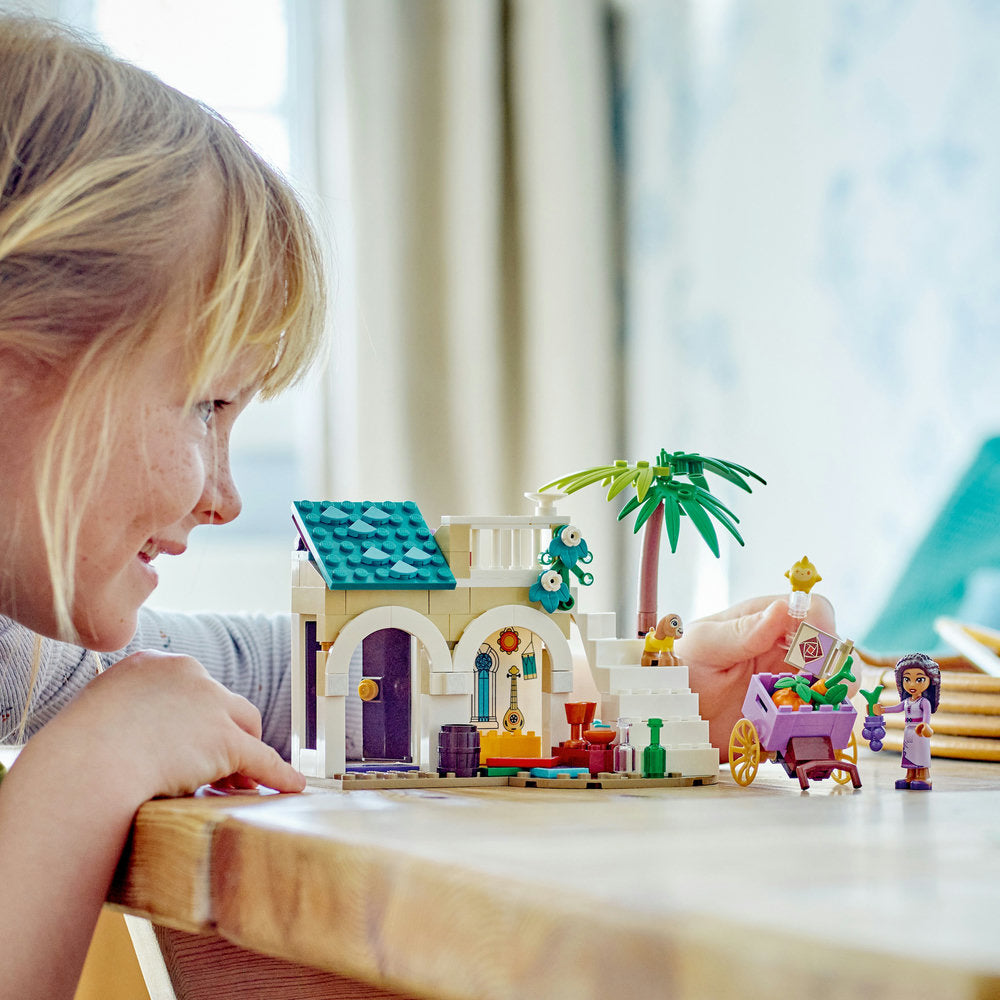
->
[[109, 751, 1000, 1000]]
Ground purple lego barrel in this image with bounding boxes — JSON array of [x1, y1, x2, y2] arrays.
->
[[437, 724, 481, 777]]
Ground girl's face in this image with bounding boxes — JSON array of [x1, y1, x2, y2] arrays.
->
[[77, 339, 255, 650], [900, 668, 931, 699], [0, 329, 255, 651]]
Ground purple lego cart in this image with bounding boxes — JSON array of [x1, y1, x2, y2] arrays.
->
[[729, 672, 861, 790]]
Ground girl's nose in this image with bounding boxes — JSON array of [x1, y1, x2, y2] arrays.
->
[[198, 453, 242, 525]]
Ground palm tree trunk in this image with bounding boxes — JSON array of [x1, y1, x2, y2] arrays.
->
[[636, 503, 662, 637]]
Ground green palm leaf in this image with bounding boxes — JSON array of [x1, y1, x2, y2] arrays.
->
[[618, 493, 641, 520], [634, 462, 656, 501], [677, 492, 720, 556], [631, 492, 664, 533], [607, 464, 643, 501], [540, 448, 763, 557], [659, 451, 765, 493], [662, 493, 682, 552], [693, 489, 744, 543], [540, 463, 624, 494], [698, 457, 766, 492]]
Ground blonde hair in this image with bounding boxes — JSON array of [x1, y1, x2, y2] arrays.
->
[[0, 16, 327, 639]]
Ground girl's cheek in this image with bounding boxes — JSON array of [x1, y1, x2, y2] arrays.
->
[[152, 435, 208, 517]]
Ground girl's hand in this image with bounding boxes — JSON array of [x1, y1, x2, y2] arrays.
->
[[0, 649, 304, 1000], [39, 650, 305, 801], [675, 595, 837, 760]]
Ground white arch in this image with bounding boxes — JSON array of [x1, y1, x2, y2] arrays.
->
[[452, 604, 573, 685], [325, 606, 453, 680]]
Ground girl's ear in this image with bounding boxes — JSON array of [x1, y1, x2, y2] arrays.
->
[[0, 345, 57, 400], [0, 345, 37, 398]]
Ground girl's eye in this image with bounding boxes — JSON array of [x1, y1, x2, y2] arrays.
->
[[195, 400, 228, 424]]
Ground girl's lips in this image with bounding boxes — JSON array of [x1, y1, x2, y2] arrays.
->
[[139, 539, 187, 561], [135, 550, 159, 591]]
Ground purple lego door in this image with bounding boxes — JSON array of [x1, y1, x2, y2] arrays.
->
[[304, 618, 319, 750], [361, 628, 412, 761]]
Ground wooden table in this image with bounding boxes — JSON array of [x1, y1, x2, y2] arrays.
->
[[110, 751, 1000, 1000]]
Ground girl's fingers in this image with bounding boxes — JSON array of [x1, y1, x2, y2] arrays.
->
[[209, 773, 259, 792], [220, 685, 264, 740], [680, 600, 788, 666], [235, 737, 306, 793]]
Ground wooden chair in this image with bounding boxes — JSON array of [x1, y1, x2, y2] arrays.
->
[[76, 907, 421, 1000]]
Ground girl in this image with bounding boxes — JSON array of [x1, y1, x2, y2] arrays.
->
[[0, 16, 324, 998], [873, 652, 941, 790]]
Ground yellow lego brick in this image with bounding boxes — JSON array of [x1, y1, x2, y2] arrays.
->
[[291, 586, 325, 615], [434, 522, 471, 553], [479, 730, 542, 762], [345, 589, 430, 615], [549, 612, 572, 639], [449, 551, 471, 579], [297, 557, 326, 589], [469, 586, 531, 615], [429, 587, 472, 614], [449, 523, 471, 552], [449, 614, 476, 641], [322, 588, 347, 615], [315, 650, 327, 696], [433, 524, 452, 554], [426, 614, 452, 640], [435, 524, 472, 579], [317, 614, 353, 644]]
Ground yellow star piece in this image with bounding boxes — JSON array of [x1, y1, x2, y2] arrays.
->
[[785, 556, 822, 593]]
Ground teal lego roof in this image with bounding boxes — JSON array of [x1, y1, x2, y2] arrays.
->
[[292, 500, 457, 591]]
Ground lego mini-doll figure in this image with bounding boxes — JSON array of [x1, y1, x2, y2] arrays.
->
[[641, 613, 684, 666], [873, 653, 941, 790]]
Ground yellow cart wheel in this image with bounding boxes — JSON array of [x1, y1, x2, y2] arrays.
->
[[832, 731, 859, 784], [729, 718, 761, 786]]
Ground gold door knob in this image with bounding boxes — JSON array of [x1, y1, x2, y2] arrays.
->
[[357, 678, 380, 702]]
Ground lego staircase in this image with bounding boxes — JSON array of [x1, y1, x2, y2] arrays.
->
[[573, 612, 720, 778]]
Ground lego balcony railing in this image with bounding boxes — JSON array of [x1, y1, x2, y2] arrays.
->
[[437, 513, 567, 586]]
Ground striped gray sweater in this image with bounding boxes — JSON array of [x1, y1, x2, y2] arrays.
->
[[0, 609, 293, 759]]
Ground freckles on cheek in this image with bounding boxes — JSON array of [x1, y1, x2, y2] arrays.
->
[[162, 441, 209, 512]]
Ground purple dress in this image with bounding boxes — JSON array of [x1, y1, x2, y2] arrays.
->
[[882, 696, 932, 768]]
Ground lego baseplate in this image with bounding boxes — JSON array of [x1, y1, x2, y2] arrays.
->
[[307, 770, 719, 791], [508, 771, 719, 790], [308, 772, 511, 791]]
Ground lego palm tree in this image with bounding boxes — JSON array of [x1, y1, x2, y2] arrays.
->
[[541, 449, 765, 637]]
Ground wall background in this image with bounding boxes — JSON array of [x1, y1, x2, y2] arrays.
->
[[9, 0, 1000, 649], [620, 0, 1000, 645]]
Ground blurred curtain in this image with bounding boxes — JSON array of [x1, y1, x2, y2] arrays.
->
[[308, 0, 624, 614]]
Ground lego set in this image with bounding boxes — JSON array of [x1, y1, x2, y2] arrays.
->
[[288, 471, 938, 795], [289, 491, 720, 788]]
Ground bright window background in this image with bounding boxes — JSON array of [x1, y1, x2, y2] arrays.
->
[[68, 0, 319, 614]]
